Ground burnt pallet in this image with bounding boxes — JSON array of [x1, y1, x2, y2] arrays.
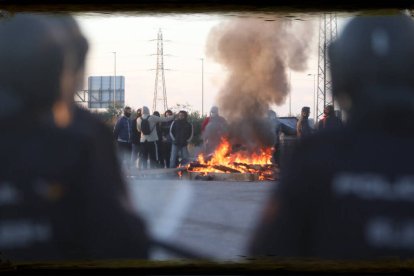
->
[[185, 171, 259, 182], [129, 167, 185, 179]]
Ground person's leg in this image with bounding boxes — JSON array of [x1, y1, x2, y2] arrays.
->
[[131, 143, 138, 168], [140, 141, 149, 169], [181, 146, 190, 166], [274, 143, 281, 166], [165, 142, 172, 168], [148, 141, 157, 169], [118, 142, 127, 164], [169, 144, 178, 168], [137, 143, 142, 169], [157, 141, 163, 168], [176, 147, 183, 167], [116, 141, 125, 160], [116, 142, 131, 173], [126, 142, 132, 169], [156, 141, 163, 168]]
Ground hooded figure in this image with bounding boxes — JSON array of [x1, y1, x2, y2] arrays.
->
[[130, 108, 142, 169], [169, 110, 194, 168], [296, 106, 312, 138], [201, 106, 228, 155], [317, 105, 343, 131], [136, 106, 174, 169]]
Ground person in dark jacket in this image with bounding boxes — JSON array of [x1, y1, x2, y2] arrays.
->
[[296, 106, 312, 138], [113, 106, 133, 170], [131, 108, 142, 170], [318, 105, 343, 131], [54, 16, 149, 260], [169, 110, 194, 168], [248, 14, 414, 260], [153, 111, 163, 168], [0, 14, 149, 262], [160, 110, 174, 168]]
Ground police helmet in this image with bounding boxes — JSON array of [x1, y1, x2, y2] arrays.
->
[[0, 14, 67, 120], [329, 14, 414, 113]]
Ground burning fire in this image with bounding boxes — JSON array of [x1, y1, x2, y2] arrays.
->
[[186, 137, 275, 180]]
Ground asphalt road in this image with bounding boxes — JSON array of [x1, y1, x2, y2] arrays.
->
[[128, 178, 276, 261]]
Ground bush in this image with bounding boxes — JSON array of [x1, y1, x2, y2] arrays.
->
[[188, 111, 206, 147]]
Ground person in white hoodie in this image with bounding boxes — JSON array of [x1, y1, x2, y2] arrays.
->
[[136, 106, 175, 169]]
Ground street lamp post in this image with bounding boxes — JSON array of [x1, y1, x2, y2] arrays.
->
[[112, 51, 116, 107], [201, 58, 204, 116]]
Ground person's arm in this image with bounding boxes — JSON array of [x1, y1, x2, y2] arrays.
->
[[201, 117, 209, 133], [169, 121, 176, 143], [154, 115, 175, 123], [220, 116, 229, 129], [136, 117, 141, 132], [296, 120, 303, 137], [113, 118, 121, 140], [187, 123, 194, 143]]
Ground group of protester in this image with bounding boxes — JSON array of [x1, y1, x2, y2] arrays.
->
[[3, 11, 414, 264], [116, 101, 342, 171], [115, 99, 347, 172], [265, 103, 343, 166], [113, 106, 193, 170], [113, 105, 230, 172], [296, 104, 343, 138]]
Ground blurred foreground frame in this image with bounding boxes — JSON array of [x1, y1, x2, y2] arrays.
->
[[1, 0, 414, 275]]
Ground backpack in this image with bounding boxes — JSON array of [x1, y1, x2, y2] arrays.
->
[[140, 116, 152, 135]]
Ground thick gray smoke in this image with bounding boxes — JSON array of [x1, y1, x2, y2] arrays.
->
[[206, 18, 314, 150]]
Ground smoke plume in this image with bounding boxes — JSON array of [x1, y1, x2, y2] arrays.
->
[[206, 18, 314, 149]]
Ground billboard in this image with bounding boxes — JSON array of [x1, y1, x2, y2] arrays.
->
[[88, 76, 125, 108]]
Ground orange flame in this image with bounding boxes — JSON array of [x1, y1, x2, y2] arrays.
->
[[188, 137, 273, 175]]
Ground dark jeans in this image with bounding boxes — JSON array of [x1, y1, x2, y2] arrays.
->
[[170, 144, 189, 168], [155, 141, 163, 168], [161, 141, 172, 168], [272, 143, 281, 166], [140, 140, 157, 169], [117, 141, 132, 168]]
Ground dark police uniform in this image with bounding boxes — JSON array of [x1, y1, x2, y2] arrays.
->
[[249, 121, 414, 259], [248, 13, 414, 261], [0, 108, 150, 262]]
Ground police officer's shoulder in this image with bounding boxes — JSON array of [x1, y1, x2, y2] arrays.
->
[[71, 106, 113, 137], [293, 127, 352, 161]]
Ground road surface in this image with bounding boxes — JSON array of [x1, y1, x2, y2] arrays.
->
[[128, 177, 276, 261]]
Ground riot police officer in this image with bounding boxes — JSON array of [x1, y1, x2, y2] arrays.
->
[[0, 14, 149, 262], [248, 14, 414, 260]]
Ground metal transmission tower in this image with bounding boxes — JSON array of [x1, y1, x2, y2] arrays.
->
[[152, 29, 168, 112], [316, 13, 338, 121]]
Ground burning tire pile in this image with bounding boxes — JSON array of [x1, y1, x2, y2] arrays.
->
[[180, 138, 279, 181]]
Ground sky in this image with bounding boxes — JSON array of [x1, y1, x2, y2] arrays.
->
[[74, 12, 352, 120]]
